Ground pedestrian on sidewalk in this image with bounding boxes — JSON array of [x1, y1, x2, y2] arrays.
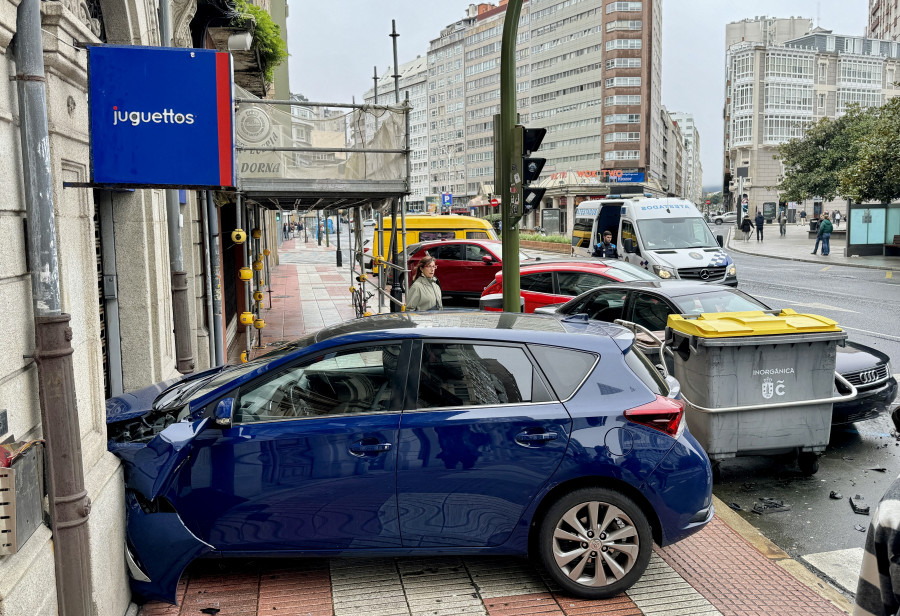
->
[[406, 255, 443, 312], [778, 211, 787, 237], [592, 230, 618, 258], [740, 215, 753, 241], [282, 223, 289, 240], [834, 211, 842, 227], [811, 213, 833, 255], [800, 209, 807, 226], [852, 472, 900, 616], [755, 210, 765, 241]]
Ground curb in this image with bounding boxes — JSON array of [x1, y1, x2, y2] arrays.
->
[[724, 227, 895, 271], [712, 495, 853, 614]]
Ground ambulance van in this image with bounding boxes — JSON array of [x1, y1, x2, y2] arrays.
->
[[572, 197, 738, 286]]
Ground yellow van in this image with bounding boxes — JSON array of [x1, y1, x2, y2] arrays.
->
[[373, 214, 498, 270]]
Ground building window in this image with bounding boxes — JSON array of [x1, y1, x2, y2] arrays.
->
[[817, 93, 826, 111], [604, 132, 640, 142], [604, 149, 640, 160], [606, 19, 642, 32], [819, 62, 827, 83], [763, 115, 812, 144], [764, 52, 814, 80], [837, 88, 883, 112], [732, 52, 754, 82], [604, 113, 640, 124], [606, 1, 642, 12], [605, 38, 642, 51], [838, 58, 883, 86], [732, 83, 754, 113], [764, 83, 813, 112], [731, 116, 753, 146], [604, 94, 641, 106], [605, 57, 642, 70], [605, 76, 641, 88]]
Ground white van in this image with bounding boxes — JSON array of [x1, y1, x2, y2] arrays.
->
[[573, 197, 738, 286]]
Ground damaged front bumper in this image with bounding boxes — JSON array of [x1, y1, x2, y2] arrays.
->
[[124, 490, 213, 604]]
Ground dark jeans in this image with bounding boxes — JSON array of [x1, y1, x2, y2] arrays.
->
[[756, 226, 763, 240], [821, 232, 831, 255]]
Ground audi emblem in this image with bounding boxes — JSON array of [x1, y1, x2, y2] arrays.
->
[[699, 269, 710, 280], [858, 369, 879, 384]]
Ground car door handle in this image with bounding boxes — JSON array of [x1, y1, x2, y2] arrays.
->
[[349, 442, 392, 455], [515, 431, 559, 444]]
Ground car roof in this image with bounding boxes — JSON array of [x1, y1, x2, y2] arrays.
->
[[587, 279, 741, 298], [411, 239, 502, 250], [519, 260, 615, 272]]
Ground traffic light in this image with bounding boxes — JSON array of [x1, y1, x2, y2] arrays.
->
[[510, 126, 547, 221]]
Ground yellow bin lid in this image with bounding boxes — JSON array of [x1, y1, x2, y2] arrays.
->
[[667, 309, 841, 338]]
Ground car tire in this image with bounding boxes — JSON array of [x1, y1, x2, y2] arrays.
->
[[715, 219, 723, 225], [539, 487, 652, 599]]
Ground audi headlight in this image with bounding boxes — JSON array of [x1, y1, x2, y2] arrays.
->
[[653, 265, 675, 279], [728, 265, 737, 276]]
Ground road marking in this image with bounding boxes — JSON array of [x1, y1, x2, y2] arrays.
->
[[888, 271, 894, 279], [821, 265, 832, 271], [751, 295, 859, 313], [841, 326, 900, 343]]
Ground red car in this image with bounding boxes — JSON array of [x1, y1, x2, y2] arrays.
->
[[403, 240, 534, 298], [480, 260, 658, 313]]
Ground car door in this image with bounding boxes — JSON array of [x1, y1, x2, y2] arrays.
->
[[397, 340, 571, 547], [621, 219, 644, 268], [464, 244, 502, 294], [164, 341, 411, 552], [430, 243, 465, 292], [519, 271, 556, 312]]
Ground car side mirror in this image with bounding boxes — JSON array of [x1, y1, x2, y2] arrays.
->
[[214, 398, 235, 427], [482, 255, 494, 264], [623, 238, 635, 253], [716, 234, 724, 247]]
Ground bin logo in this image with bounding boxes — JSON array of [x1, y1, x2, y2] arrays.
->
[[762, 377, 786, 399]]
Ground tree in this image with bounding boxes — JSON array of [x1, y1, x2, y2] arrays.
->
[[840, 96, 900, 204], [778, 104, 878, 202], [708, 192, 723, 206]]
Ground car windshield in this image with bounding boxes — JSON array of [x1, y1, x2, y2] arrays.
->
[[601, 261, 660, 281], [154, 336, 318, 410], [638, 217, 719, 250], [673, 290, 768, 315]]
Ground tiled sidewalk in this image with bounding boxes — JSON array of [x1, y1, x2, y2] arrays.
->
[[170, 236, 851, 616]]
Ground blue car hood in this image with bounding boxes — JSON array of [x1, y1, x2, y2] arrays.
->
[[105, 378, 183, 423]]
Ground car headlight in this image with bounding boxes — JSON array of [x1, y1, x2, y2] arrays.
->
[[728, 265, 737, 276], [653, 265, 675, 279]]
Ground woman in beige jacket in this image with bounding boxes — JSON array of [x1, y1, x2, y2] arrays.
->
[[406, 255, 443, 311]]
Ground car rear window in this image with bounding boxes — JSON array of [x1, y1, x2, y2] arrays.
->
[[624, 348, 669, 396], [528, 345, 598, 400]]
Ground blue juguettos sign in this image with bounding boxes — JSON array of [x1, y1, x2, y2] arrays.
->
[[89, 45, 235, 187]]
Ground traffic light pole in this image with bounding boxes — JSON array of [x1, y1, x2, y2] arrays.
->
[[499, 0, 523, 312]]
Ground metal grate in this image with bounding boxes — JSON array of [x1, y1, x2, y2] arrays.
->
[[842, 364, 889, 388], [677, 266, 727, 281]]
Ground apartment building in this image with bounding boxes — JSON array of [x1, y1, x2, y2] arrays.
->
[[669, 111, 703, 205], [724, 17, 900, 216], [363, 57, 430, 210], [868, 0, 900, 42]]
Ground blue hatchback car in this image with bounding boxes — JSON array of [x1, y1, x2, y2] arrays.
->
[[106, 312, 713, 604]]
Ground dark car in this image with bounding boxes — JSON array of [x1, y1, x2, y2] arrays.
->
[[402, 239, 533, 298], [480, 260, 659, 313], [106, 312, 713, 604], [538, 280, 897, 426]]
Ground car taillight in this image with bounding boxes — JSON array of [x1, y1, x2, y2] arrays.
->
[[624, 395, 684, 438]]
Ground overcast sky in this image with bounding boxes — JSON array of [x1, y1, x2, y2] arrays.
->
[[289, 1, 868, 191]]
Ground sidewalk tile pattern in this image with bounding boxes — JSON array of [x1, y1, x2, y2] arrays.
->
[[143, 237, 849, 616], [657, 518, 844, 615]]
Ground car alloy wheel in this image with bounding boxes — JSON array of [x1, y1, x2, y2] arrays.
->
[[539, 487, 652, 599]]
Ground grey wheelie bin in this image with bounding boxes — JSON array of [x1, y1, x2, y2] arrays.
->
[[664, 309, 857, 475]]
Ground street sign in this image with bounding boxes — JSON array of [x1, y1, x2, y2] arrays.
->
[[706, 199, 711, 205], [442, 192, 452, 206], [490, 198, 500, 206], [741, 197, 749, 206]]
